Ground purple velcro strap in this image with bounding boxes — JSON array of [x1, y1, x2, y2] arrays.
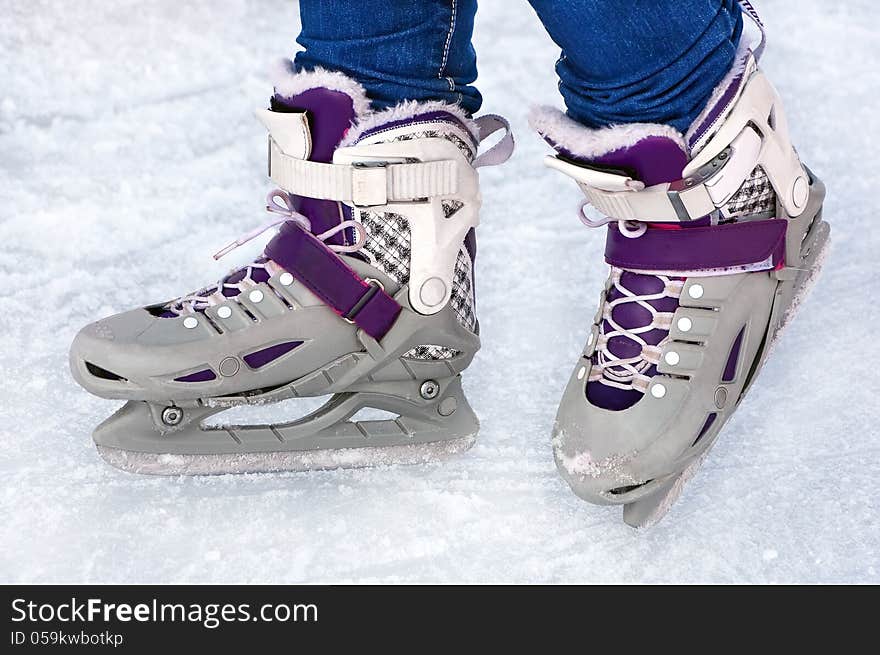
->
[[265, 222, 401, 340], [605, 219, 787, 272]]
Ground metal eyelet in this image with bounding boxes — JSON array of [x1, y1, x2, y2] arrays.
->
[[419, 379, 440, 400], [618, 221, 647, 239], [161, 406, 184, 426]]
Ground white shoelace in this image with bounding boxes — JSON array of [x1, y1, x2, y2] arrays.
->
[[589, 268, 684, 393], [577, 202, 683, 392], [167, 189, 367, 315]]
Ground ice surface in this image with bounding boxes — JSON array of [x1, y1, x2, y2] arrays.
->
[[1, 0, 877, 583]]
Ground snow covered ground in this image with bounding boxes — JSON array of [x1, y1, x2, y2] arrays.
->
[[1, 0, 877, 583]]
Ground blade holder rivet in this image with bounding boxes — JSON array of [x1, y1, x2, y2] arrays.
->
[[419, 380, 440, 400], [161, 406, 184, 426]]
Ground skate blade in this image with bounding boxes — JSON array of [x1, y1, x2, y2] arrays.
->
[[622, 453, 708, 528], [92, 375, 479, 475], [96, 435, 476, 476]]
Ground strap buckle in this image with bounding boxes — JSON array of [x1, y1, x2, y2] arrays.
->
[[343, 278, 384, 324], [351, 162, 388, 207]]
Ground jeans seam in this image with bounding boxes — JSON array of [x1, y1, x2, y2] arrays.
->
[[439, 0, 457, 92]]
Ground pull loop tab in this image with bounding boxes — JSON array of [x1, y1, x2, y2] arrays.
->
[[472, 114, 515, 168], [578, 200, 613, 229], [578, 202, 647, 238]]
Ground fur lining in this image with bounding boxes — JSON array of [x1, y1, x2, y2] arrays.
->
[[271, 59, 371, 119], [342, 99, 480, 147], [684, 39, 754, 148], [528, 106, 687, 159]]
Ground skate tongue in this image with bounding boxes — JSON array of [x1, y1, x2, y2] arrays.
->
[[271, 87, 356, 163], [584, 136, 689, 410], [529, 107, 690, 186], [588, 136, 688, 187], [160, 68, 373, 317]]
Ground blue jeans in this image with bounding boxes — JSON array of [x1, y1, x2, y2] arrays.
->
[[294, 0, 743, 132]]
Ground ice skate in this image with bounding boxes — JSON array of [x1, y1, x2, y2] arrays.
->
[[69, 64, 513, 475], [533, 40, 829, 526]]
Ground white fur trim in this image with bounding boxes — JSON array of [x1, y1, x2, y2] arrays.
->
[[341, 99, 479, 147], [528, 106, 687, 159], [684, 39, 754, 149], [271, 59, 371, 119]]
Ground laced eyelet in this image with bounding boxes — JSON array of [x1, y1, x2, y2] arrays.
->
[[593, 271, 685, 394]]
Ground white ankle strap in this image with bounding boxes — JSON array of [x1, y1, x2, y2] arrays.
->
[[257, 108, 467, 207], [547, 66, 809, 223], [268, 140, 462, 206]]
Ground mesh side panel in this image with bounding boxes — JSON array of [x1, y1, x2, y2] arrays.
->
[[359, 210, 412, 285], [449, 248, 476, 332], [725, 165, 776, 217], [443, 199, 464, 217], [404, 345, 458, 360]]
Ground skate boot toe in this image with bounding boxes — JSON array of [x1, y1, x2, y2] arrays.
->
[[70, 304, 226, 391], [552, 421, 702, 510], [552, 377, 694, 506], [69, 308, 158, 396], [69, 296, 366, 402]]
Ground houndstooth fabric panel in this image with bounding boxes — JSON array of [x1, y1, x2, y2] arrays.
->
[[358, 210, 412, 285], [725, 165, 776, 217], [443, 199, 464, 217], [404, 344, 458, 360], [449, 248, 476, 331]]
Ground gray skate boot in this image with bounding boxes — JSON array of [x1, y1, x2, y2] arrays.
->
[[70, 63, 513, 474], [532, 39, 829, 526]]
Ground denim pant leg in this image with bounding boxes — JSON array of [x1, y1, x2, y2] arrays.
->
[[527, 0, 744, 132], [294, 0, 481, 114]]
